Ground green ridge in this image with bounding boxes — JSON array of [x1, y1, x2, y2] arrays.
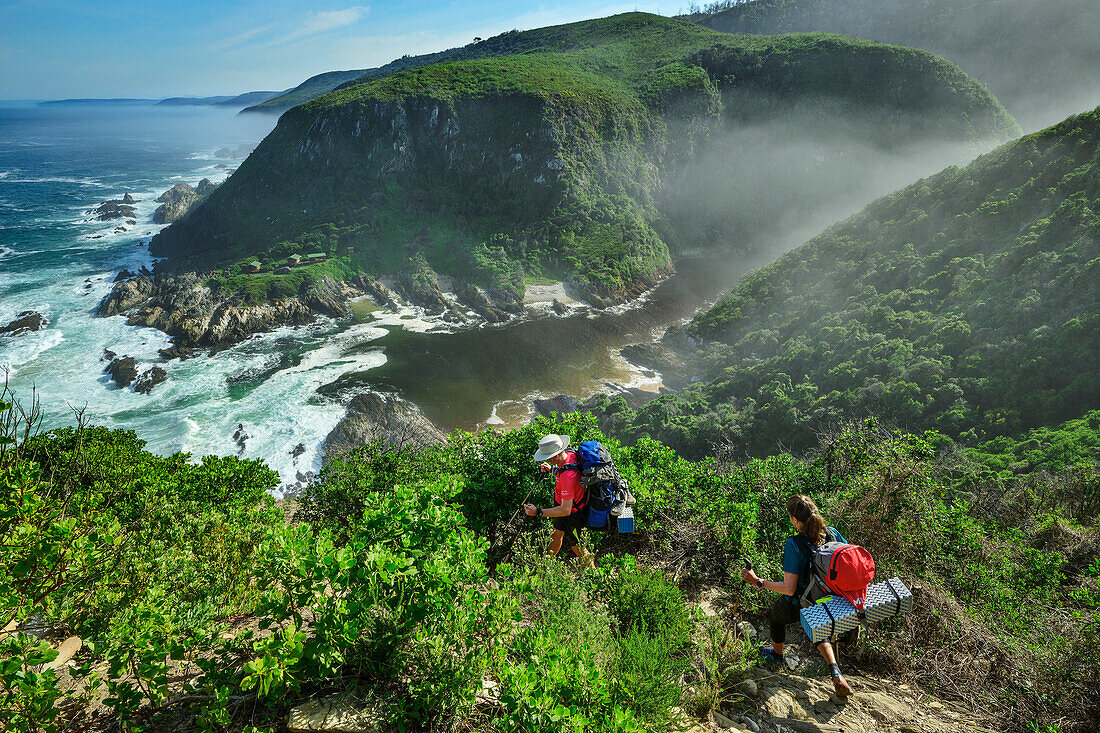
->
[[684, 0, 1100, 129]]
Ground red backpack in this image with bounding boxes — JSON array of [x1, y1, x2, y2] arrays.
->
[[795, 530, 876, 610]]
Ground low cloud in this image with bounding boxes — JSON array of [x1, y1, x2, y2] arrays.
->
[[286, 6, 370, 42]]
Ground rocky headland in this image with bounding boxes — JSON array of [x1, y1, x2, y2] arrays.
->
[[322, 392, 445, 459], [153, 179, 217, 224], [97, 260, 557, 352]]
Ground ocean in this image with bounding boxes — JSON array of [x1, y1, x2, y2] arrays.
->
[[0, 102, 380, 488]]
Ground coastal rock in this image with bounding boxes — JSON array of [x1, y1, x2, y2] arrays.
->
[[97, 269, 355, 351], [133, 367, 167, 394], [158, 345, 195, 360], [215, 144, 253, 159], [87, 199, 137, 221], [153, 180, 217, 224], [620, 342, 696, 390], [98, 275, 153, 316], [352, 276, 397, 308], [454, 280, 509, 323], [105, 357, 138, 388], [302, 277, 352, 318], [489, 283, 525, 314], [532, 395, 581, 418], [0, 311, 46, 336], [323, 393, 445, 458], [113, 269, 136, 282], [391, 272, 450, 315], [121, 193, 138, 204]]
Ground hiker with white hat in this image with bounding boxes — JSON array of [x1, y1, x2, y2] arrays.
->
[[524, 434, 596, 569]]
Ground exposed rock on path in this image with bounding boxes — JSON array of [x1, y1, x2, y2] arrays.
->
[[287, 693, 384, 732]]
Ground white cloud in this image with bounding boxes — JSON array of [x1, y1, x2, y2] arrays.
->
[[286, 6, 370, 42], [206, 23, 280, 53]]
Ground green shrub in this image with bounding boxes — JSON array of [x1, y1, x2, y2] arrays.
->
[[606, 567, 694, 648], [613, 627, 689, 729]]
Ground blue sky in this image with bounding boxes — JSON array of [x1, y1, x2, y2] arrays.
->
[[0, 1, 687, 100]]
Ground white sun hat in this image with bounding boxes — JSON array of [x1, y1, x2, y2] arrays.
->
[[533, 433, 571, 462]]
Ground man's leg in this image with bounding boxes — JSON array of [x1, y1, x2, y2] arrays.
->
[[569, 543, 596, 569], [548, 529, 565, 557]]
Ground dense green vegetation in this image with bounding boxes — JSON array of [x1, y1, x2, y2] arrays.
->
[[965, 410, 1100, 486], [2, 389, 1096, 731], [590, 106, 1099, 459], [152, 13, 1014, 304], [683, 0, 1100, 130]]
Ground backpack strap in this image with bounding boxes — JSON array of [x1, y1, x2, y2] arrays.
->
[[793, 528, 838, 599], [554, 461, 586, 513]]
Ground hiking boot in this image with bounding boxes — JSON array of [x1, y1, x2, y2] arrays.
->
[[832, 674, 853, 699], [758, 647, 785, 666]]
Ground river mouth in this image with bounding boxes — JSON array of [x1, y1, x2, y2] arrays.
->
[[317, 251, 769, 433]]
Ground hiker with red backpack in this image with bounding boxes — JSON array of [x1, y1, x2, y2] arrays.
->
[[741, 494, 875, 699], [524, 434, 596, 570]]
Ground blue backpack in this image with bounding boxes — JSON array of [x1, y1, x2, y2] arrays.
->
[[561, 440, 621, 529]]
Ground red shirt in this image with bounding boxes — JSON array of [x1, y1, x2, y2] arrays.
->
[[554, 451, 584, 509]]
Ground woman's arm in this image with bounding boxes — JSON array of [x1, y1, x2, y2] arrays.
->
[[741, 568, 799, 596]]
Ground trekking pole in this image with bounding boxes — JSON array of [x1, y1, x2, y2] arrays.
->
[[732, 559, 753, 615], [487, 473, 551, 571]]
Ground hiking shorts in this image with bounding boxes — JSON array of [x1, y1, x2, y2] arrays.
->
[[553, 506, 588, 550]]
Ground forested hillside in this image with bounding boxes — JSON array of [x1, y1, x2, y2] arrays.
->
[[151, 13, 1014, 309], [684, 0, 1100, 130], [590, 106, 1100, 459]]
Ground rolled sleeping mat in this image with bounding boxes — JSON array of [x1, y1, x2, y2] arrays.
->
[[617, 506, 635, 533], [800, 596, 860, 644], [800, 578, 914, 643], [864, 577, 913, 622]]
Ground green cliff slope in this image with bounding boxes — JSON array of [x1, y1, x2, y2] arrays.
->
[[151, 13, 1016, 304], [593, 106, 1100, 457], [684, 0, 1100, 130]]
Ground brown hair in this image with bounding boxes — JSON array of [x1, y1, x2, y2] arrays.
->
[[787, 494, 827, 545]]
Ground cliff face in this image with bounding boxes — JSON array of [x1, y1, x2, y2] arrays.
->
[[149, 13, 1018, 309]]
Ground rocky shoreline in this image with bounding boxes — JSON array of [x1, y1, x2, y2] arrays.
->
[[97, 258, 669, 355]]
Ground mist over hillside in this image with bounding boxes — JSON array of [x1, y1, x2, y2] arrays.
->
[[684, 0, 1100, 132], [589, 105, 1100, 460]]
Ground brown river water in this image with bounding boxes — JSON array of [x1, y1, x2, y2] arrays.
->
[[317, 251, 770, 432]]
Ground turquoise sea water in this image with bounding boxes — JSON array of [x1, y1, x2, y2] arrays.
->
[[0, 102, 381, 488]]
